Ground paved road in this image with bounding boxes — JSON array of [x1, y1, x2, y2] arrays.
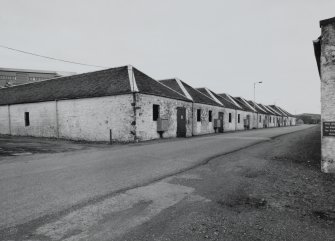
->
[[0, 125, 313, 233]]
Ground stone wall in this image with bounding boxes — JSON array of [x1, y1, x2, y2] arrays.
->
[[0, 95, 135, 142], [320, 20, 335, 172], [224, 108, 236, 132], [268, 115, 276, 128], [136, 94, 193, 140], [0, 105, 10, 134], [57, 95, 134, 142], [9, 101, 57, 138], [192, 103, 224, 135]]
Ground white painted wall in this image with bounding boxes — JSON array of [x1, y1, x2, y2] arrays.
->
[[136, 94, 193, 140], [57, 95, 134, 142], [0, 95, 135, 142], [10, 101, 57, 138], [224, 108, 236, 132], [192, 103, 224, 135], [0, 106, 10, 134]]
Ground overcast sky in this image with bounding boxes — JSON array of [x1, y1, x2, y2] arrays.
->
[[1, 0, 334, 114]]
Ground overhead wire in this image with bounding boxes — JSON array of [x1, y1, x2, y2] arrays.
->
[[0, 44, 109, 69]]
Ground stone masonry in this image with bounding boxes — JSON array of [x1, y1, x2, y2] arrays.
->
[[316, 17, 335, 173]]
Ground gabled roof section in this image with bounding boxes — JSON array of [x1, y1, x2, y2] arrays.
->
[[219, 93, 243, 109], [258, 103, 275, 115], [159, 78, 193, 100], [205, 90, 241, 110], [246, 100, 267, 114], [266, 105, 282, 116], [196, 88, 223, 105], [0, 65, 192, 106], [234, 97, 256, 112], [160, 79, 222, 106], [276, 106, 294, 117], [0, 66, 133, 106], [133, 69, 190, 102], [269, 105, 287, 116], [181, 81, 222, 106]]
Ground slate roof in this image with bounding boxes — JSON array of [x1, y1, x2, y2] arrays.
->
[[269, 105, 288, 116], [159, 79, 222, 106], [275, 106, 294, 117], [246, 100, 267, 114], [197, 88, 240, 110], [266, 105, 282, 116], [159, 79, 185, 98], [233, 97, 256, 112], [258, 103, 276, 115], [218, 93, 243, 110], [133, 69, 189, 101], [0, 66, 190, 106]]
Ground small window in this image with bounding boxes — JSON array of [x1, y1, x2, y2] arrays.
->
[[208, 111, 212, 122], [197, 109, 201, 122], [153, 104, 160, 121], [24, 112, 30, 126], [238, 114, 240, 123], [259, 115, 262, 122], [229, 113, 232, 123], [269, 116, 271, 123]]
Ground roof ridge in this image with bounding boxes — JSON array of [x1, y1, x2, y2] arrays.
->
[[181, 81, 222, 106], [202, 87, 224, 106], [175, 78, 193, 100], [1, 66, 127, 89], [237, 97, 256, 112], [220, 93, 243, 109], [157, 78, 192, 100], [127, 65, 139, 92]]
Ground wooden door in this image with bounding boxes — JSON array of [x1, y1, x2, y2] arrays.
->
[[177, 107, 186, 137], [218, 112, 224, 133]]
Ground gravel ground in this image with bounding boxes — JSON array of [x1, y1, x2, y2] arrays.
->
[[118, 125, 335, 241]]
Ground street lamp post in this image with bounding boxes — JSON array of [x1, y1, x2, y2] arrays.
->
[[254, 81, 263, 128]]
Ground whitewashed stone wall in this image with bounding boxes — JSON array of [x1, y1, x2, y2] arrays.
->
[[223, 108, 236, 131], [57, 95, 134, 142], [257, 113, 266, 128], [267, 115, 276, 128], [320, 21, 335, 172], [192, 103, 224, 135], [136, 94, 193, 140], [0, 95, 135, 142], [0, 106, 10, 134], [235, 110, 246, 130], [9, 102, 57, 138]]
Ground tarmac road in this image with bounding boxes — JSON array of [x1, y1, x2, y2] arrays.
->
[[0, 125, 314, 240]]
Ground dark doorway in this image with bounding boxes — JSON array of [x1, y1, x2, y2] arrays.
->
[[177, 107, 186, 137], [218, 112, 224, 133]]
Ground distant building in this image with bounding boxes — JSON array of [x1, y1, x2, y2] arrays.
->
[[314, 16, 335, 173], [0, 67, 75, 87]]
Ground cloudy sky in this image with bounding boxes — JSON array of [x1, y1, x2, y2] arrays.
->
[[1, 0, 334, 114]]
